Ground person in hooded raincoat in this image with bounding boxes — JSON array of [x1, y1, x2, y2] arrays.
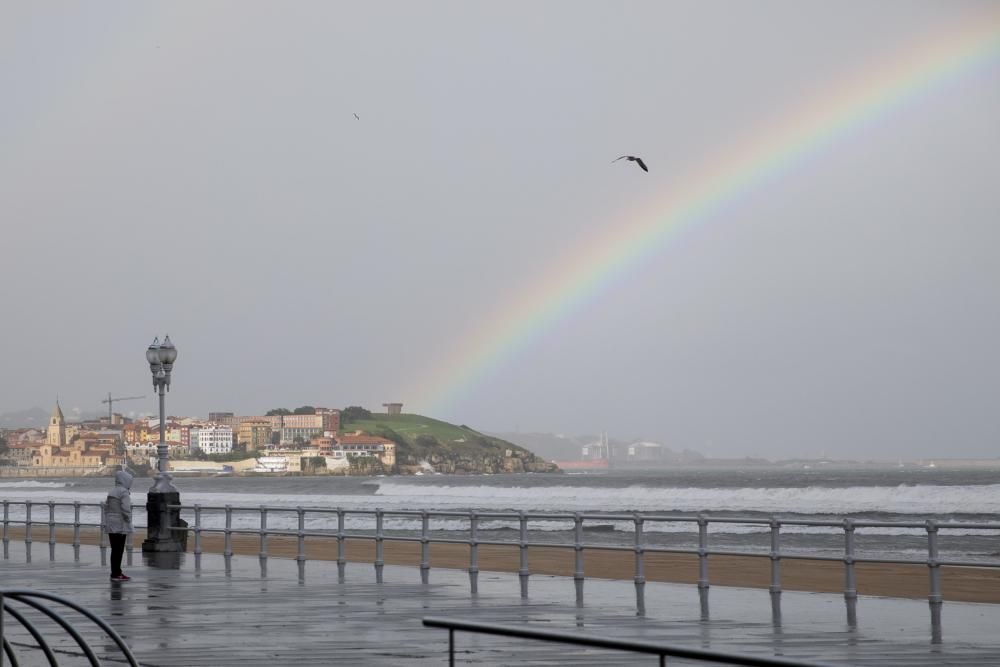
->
[[104, 469, 134, 581]]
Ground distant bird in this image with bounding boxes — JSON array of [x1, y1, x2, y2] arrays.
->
[[354, 113, 360, 120], [613, 155, 648, 172]]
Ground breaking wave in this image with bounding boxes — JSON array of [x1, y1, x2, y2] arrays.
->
[[372, 482, 1000, 515], [0, 481, 74, 489]]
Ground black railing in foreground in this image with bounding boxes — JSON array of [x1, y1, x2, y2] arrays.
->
[[422, 616, 837, 667], [0, 588, 140, 667]]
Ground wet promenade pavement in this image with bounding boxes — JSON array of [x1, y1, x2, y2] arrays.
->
[[2, 541, 999, 665]]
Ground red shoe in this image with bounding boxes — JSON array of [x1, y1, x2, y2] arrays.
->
[[110, 574, 128, 582], [119, 574, 132, 581]]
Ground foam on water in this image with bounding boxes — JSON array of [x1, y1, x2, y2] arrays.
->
[[0, 480, 74, 489], [5, 480, 999, 516], [373, 481, 1000, 515]]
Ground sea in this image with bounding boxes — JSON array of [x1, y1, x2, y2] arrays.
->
[[2, 467, 998, 564]]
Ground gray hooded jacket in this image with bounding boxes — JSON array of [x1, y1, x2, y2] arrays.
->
[[104, 470, 134, 535]]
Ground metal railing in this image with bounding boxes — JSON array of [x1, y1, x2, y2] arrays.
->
[[162, 504, 999, 613], [3, 498, 999, 618], [422, 616, 836, 667], [1, 500, 135, 568], [0, 589, 139, 666]]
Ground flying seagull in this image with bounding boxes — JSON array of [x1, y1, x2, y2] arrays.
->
[[613, 155, 648, 172], [354, 113, 360, 120]]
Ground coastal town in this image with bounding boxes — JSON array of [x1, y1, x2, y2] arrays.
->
[[0, 401, 399, 477]]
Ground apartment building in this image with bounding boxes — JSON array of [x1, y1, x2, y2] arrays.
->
[[237, 419, 273, 450], [280, 414, 324, 445], [191, 425, 234, 455]]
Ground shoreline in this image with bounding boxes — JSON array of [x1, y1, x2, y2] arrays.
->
[[9, 526, 1000, 603], [7, 457, 1000, 479]]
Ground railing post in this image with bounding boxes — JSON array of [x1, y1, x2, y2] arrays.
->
[[374, 508, 384, 583], [573, 512, 584, 606], [769, 517, 781, 595], [634, 512, 646, 616], [420, 510, 430, 584], [190, 504, 201, 573], [843, 518, 857, 600], [259, 505, 268, 577], [99, 501, 108, 566], [697, 513, 709, 590], [48, 500, 56, 560], [768, 516, 782, 625], [126, 532, 134, 568], [193, 504, 203, 556], [223, 505, 233, 557], [518, 511, 530, 598], [24, 500, 32, 548], [926, 519, 942, 606], [337, 508, 346, 582], [72, 501, 81, 561], [22, 500, 32, 562], [296, 506, 306, 582], [2, 500, 9, 559], [469, 511, 479, 595]]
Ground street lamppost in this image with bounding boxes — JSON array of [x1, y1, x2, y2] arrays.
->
[[142, 335, 186, 553], [146, 335, 177, 493]]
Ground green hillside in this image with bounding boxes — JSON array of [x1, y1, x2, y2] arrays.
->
[[341, 412, 557, 474]]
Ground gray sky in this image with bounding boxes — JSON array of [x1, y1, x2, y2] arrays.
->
[[2, 2, 998, 459]]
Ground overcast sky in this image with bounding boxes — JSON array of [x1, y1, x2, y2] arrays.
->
[[2, 2, 998, 459]]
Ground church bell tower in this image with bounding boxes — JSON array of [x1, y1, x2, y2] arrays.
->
[[47, 401, 66, 447]]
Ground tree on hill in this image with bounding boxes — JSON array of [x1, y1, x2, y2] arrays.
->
[[292, 406, 316, 415], [342, 406, 372, 423], [266, 408, 291, 416], [0, 435, 7, 454], [375, 427, 406, 446]]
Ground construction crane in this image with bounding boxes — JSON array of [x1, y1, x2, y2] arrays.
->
[[100, 393, 145, 425]]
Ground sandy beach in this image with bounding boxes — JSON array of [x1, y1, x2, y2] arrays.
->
[[10, 526, 999, 603]]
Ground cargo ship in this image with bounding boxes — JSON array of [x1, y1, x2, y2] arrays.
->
[[553, 432, 610, 471], [552, 458, 610, 471]]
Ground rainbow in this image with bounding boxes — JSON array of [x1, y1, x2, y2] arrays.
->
[[408, 11, 1000, 417]]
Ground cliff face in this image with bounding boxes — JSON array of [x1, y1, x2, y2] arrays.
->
[[402, 449, 557, 475], [340, 414, 559, 475]]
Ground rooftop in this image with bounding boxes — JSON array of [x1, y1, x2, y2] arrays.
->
[[336, 433, 394, 445]]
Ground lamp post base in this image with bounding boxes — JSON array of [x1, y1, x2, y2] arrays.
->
[[142, 490, 188, 554]]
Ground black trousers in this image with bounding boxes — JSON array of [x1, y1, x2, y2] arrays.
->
[[109, 533, 127, 576]]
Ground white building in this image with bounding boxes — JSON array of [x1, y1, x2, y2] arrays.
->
[[626, 441, 665, 461], [253, 455, 289, 473], [191, 425, 234, 455]]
